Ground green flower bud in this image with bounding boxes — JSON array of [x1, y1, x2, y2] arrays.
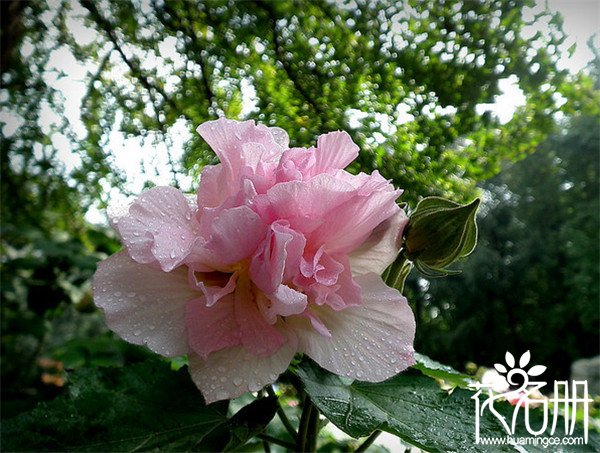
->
[[404, 197, 480, 277]]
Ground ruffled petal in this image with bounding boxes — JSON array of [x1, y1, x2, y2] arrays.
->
[[250, 221, 306, 294], [197, 164, 225, 208], [269, 126, 290, 149], [200, 205, 267, 270], [266, 174, 356, 235], [265, 284, 308, 319], [349, 210, 409, 276], [314, 131, 359, 173], [93, 251, 196, 357], [188, 269, 238, 307], [115, 186, 197, 272], [300, 246, 344, 286], [185, 294, 241, 359], [310, 171, 401, 254], [235, 276, 286, 357], [275, 147, 317, 182], [196, 118, 284, 181], [188, 333, 297, 403], [292, 273, 415, 381]]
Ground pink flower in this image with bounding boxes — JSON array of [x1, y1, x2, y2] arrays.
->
[[93, 118, 415, 403]]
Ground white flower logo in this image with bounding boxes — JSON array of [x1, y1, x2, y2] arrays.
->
[[493, 351, 547, 389]]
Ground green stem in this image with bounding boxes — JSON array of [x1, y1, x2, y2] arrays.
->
[[355, 430, 381, 452], [296, 396, 315, 452], [306, 402, 320, 452], [267, 385, 298, 438], [384, 250, 412, 292], [261, 438, 271, 453], [257, 434, 295, 450]]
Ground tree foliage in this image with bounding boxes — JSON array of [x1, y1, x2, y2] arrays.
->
[[409, 110, 600, 380]]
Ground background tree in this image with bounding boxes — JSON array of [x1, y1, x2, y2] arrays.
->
[[409, 108, 600, 381]]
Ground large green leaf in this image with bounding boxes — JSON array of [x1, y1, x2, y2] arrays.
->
[[296, 359, 599, 452], [413, 353, 473, 389], [1, 358, 274, 452]]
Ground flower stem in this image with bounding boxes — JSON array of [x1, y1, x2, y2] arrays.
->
[[296, 395, 317, 452], [261, 438, 271, 453], [384, 250, 412, 292], [267, 385, 298, 438], [306, 401, 320, 452], [355, 430, 381, 452], [257, 434, 295, 450]]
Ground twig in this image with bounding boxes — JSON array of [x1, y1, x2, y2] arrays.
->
[[266, 385, 298, 439], [80, 0, 176, 111], [256, 434, 295, 450], [257, 0, 325, 122], [296, 396, 315, 452], [356, 430, 381, 452]]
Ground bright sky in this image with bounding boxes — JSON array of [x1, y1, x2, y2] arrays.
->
[[0, 1, 597, 225]]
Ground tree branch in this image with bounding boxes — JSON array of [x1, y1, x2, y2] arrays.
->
[[160, 1, 217, 115], [256, 0, 325, 121], [80, 0, 176, 112]]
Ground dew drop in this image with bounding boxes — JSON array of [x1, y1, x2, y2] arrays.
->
[[233, 377, 243, 386], [133, 329, 142, 336]]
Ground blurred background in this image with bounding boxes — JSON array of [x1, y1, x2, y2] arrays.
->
[[1, 0, 598, 421]]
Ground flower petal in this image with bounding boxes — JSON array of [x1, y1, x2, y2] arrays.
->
[[196, 118, 283, 196], [349, 210, 409, 275], [185, 294, 241, 359], [314, 131, 359, 173], [265, 284, 308, 319], [250, 221, 306, 294], [116, 186, 197, 272], [311, 172, 401, 253], [188, 270, 238, 307], [197, 164, 225, 208], [266, 173, 356, 235], [292, 273, 415, 381], [269, 126, 290, 148], [93, 251, 196, 357], [188, 334, 298, 403], [235, 276, 286, 357], [201, 205, 267, 269], [275, 147, 317, 182]]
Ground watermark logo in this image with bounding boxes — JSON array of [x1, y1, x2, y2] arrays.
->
[[471, 351, 592, 446]]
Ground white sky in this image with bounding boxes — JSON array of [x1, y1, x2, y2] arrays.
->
[[0, 1, 597, 225]]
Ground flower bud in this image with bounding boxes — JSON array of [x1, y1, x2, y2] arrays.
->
[[404, 197, 480, 276]]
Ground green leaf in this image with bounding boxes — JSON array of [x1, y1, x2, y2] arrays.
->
[[296, 359, 599, 452], [223, 396, 279, 451], [1, 358, 231, 452], [413, 353, 473, 389]]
